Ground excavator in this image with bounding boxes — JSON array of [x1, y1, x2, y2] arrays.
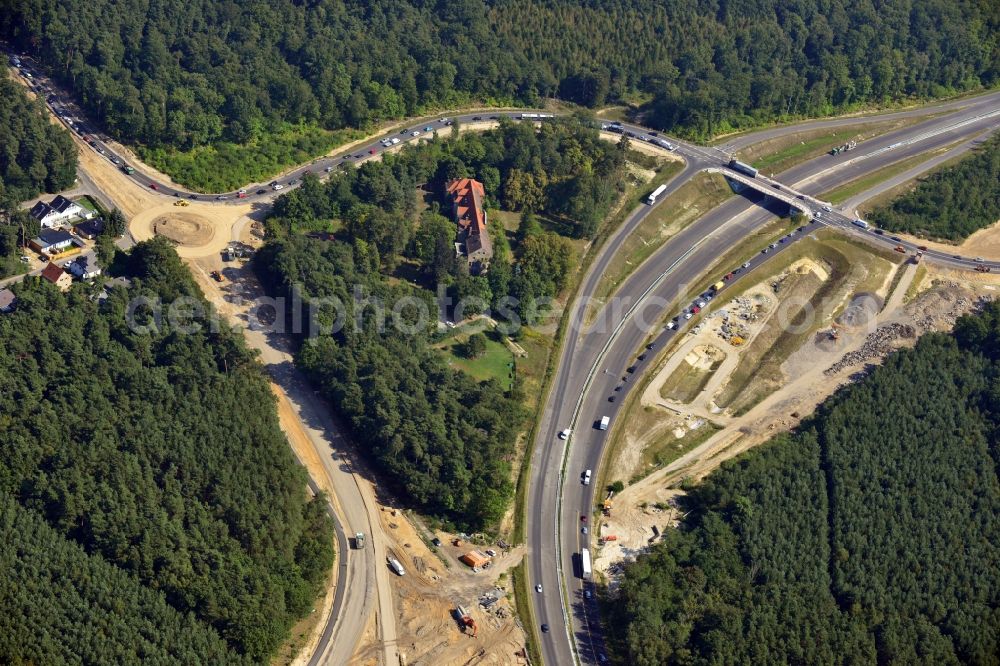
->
[[454, 606, 477, 637]]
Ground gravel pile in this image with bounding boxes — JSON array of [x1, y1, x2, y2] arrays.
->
[[825, 323, 916, 375]]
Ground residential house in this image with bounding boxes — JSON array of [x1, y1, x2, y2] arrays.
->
[[74, 218, 105, 240], [66, 252, 101, 280], [29, 195, 88, 229], [30, 228, 77, 255], [445, 178, 492, 275], [0, 288, 16, 313], [40, 262, 73, 291]]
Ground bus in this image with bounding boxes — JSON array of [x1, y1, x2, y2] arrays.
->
[[646, 184, 668, 205], [581, 548, 592, 580]]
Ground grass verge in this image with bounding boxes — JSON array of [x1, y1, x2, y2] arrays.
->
[[511, 561, 542, 665], [591, 170, 729, 306], [510, 149, 679, 543], [635, 419, 722, 484], [661, 352, 723, 400], [738, 116, 929, 175], [822, 137, 968, 206]]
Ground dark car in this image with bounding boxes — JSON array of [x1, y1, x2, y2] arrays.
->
[[646, 343, 655, 350], [541, 624, 550, 633], [431, 537, 442, 547], [608, 396, 615, 403], [489, 115, 499, 120], [638, 354, 646, 361], [772, 183, 781, 189], [189, 194, 198, 199], [626, 365, 636, 373], [149, 183, 157, 190], [472, 116, 483, 121], [256, 189, 266, 195]]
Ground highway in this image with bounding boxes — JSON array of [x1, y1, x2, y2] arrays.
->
[[10, 45, 1000, 665], [527, 99, 1000, 666]]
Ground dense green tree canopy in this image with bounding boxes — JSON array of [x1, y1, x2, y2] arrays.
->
[[256, 236, 525, 529], [0, 77, 76, 206], [869, 133, 1000, 241], [607, 303, 1000, 664], [0, 238, 333, 662], [4, 0, 994, 148]]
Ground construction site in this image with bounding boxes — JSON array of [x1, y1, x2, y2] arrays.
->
[[593, 235, 1000, 585]]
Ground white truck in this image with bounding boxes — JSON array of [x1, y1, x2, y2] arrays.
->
[[646, 184, 668, 205], [388, 557, 406, 576], [599, 415, 610, 431], [581, 548, 592, 580], [354, 532, 365, 549]]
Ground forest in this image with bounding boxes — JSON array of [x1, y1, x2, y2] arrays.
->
[[256, 236, 524, 529], [0, 76, 76, 205], [869, 132, 1000, 241], [2, 0, 995, 165], [255, 119, 623, 527], [266, 117, 623, 320], [606, 302, 1000, 665], [0, 76, 76, 277], [0, 238, 333, 662]]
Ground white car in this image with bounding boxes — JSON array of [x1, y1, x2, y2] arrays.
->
[[559, 429, 572, 440], [272, 184, 284, 191], [684, 312, 693, 320], [536, 584, 543, 593], [743, 262, 751, 269], [391, 137, 400, 144], [822, 205, 832, 212], [666, 321, 677, 330], [696, 300, 706, 308], [411, 130, 421, 137]]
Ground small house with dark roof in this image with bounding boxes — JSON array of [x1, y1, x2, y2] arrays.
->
[[445, 178, 492, 275], [30, 228, 77, 255], [66, 252, 102, 280], [40, 262, 73, 291], [0, 288, 16, 313], [74, 218, 104, 240]]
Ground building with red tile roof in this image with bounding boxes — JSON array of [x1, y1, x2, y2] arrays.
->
[[446, 178, 492, 275], [40, 262, 73, 292]]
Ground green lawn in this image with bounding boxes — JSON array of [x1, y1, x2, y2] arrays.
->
[[75, 195, 99, 212], [436, 330, 515, 384]]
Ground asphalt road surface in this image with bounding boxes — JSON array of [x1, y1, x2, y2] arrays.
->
[[11, 43, 1000, 665], [528, 99, 1000, 666]]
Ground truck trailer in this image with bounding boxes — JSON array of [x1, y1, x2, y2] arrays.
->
[[727, 159, 759, 178], [581, 548, 592, 580], [646, 184, 668, 205]]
